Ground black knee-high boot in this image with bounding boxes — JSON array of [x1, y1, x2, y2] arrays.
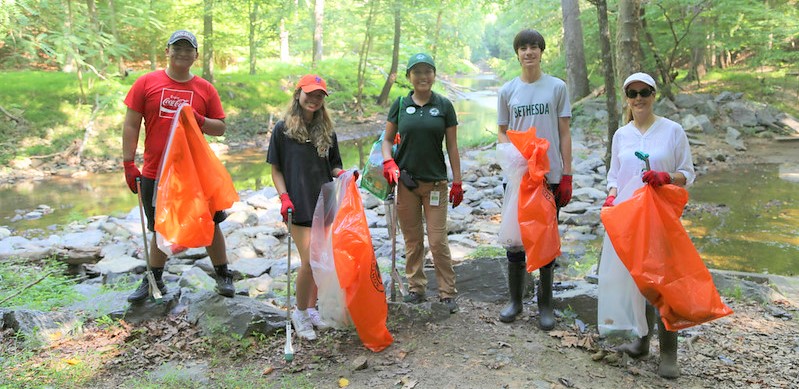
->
[[618, 303, 656, 357], [658, 317, 680, 378], [499, 261, 526, 323], [537, 264, 555, 330]]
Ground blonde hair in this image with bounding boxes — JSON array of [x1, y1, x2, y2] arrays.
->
[[624, 106, 634, 123], [282, 89, 335, 157]]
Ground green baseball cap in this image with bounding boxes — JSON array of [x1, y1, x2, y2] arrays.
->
[[406, 53, 436, 75]]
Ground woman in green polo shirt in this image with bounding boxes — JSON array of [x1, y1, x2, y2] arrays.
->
[[381, 53, 463, 313]]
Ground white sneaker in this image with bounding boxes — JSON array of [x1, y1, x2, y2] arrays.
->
[[306, 307, 332, 330], [291, 309, 317, 340]]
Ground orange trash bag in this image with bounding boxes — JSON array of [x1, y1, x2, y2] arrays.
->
[[154, 104, 239, 251], [601, 184, 733, 331], [313, 171, 393, 352], [507, 128, 561, 272]]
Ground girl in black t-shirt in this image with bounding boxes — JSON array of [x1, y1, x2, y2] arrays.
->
[[267, 74, 345, 341]]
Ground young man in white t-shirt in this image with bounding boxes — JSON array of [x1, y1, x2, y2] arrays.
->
[[496, 29, 572, 330]]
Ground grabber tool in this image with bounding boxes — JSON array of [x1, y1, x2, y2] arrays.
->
[[135, 177, 163, 303], [635, 151, 651, 171], [386, 180, 407, 301], [284, 209, 295, 362]]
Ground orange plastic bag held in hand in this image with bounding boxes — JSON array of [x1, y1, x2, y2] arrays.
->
[[154, 104, 238, 250], [507, 128, 561, 272], [601, 184, 733, 331], [315, 171, 393, 352]]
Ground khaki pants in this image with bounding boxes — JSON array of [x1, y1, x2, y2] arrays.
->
[[397, 180, 457, 298]]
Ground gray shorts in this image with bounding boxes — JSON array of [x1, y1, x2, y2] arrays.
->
[[139, 176, 227, 232]]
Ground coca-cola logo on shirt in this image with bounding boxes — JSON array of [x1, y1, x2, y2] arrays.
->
[[159, 88, 195, 118]]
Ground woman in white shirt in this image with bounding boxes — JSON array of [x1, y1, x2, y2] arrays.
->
[[597, 72, 695, 379]]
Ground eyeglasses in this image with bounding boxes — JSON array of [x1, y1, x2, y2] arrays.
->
[[625, 88, 655, 99]]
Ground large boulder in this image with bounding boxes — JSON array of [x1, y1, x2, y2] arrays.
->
[[186, 291, 286, 337]]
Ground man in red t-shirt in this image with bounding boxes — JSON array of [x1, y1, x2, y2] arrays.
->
[[122, 29, 234, 302]]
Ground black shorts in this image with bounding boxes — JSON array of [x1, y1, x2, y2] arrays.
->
[[292, 220, 312, 228], [139, 176, 227, 232]]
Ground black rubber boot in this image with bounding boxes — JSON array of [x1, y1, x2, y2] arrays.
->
[[658, 318, 680, 378], [537, 264, 556, 330], [214, 264, 235, 297], [618, 303, 656, 357], [499, 261, 526, 323], [127, 268, 166, 303]]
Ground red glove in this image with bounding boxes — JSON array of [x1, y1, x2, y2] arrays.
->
[[554, 174, 573, 207], [642, 170, 671, 187], [193, 109, 206, 128], [449, 182, 463, 208], [602, 195, 616, 208], [337, 169, 360, 180], [123, 160, 141, 193], [279, 193, 294, 223], [383, 158, 399, 186]]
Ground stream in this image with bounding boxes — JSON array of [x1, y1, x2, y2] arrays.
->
[[1, 75, 797, 276]]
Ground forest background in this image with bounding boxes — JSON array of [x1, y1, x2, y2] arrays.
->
[[0, 0, 797, 168]]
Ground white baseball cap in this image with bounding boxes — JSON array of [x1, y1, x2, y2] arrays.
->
[[623, 72, 657, 90]]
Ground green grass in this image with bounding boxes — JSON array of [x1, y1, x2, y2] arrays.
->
[[0, 344, 104, 388], [0, 256, 84, 311], [0, 59, 405, 167], [465, 245, 505, 259]]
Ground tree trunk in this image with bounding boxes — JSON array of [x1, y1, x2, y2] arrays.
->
[[561, 0, 590, 101], [248, 0, 258, 75], [615, 0, 643, 82], [149, 0, 157, 70], [377, 2, 400, 106], [85, 0, 106, 75], [280, 18, 290, 62], [686, 42, 706, 85], [107, 0, 127, 76], [589, 0, 619, 169], [202, 0, 215, 83], [65, 0, 86, 101], [640, 7, 674, 100], [355, 0, 377, 113], [430, 9, 443, 60], [709, 31, 717, 68], [312, 0, 324, 66]]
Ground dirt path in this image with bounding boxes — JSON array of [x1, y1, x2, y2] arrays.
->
[[55, 297, 796, 388]]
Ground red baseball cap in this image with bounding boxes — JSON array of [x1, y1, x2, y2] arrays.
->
[[297, 74, 328, 95]]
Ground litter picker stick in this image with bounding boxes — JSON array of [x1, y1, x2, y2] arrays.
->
[[388, 181, 407, 301], [136, 178, 163, 303], [387, 191, 397, 302], [635, 151, 651, 171], [284, 209, 294, 362]]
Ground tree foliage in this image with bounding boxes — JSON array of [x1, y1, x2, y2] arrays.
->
[[0, 0, 795, 107]]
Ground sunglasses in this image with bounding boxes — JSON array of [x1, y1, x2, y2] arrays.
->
[[625, 88, 655, 99]]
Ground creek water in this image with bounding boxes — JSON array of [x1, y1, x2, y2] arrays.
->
[[685, 162, 799, 276], [1, 77, 797, 276]]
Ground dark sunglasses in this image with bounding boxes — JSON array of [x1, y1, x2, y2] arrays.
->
[[625, 88, 655, 99]]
